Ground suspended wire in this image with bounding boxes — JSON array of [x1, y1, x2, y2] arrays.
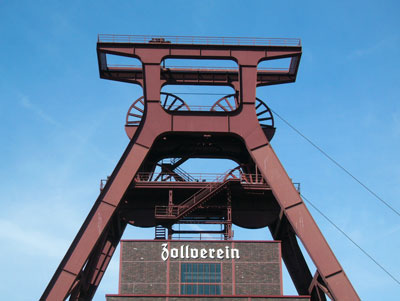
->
[[301, 193, 400, 285], [270, 108, 400, 217]]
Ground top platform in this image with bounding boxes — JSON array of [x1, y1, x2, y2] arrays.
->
[[97, 34, 302, 87], [98, 34, 301, 47]]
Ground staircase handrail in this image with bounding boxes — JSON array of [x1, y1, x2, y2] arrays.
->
[[174, 166, 197, 182], [176, 173, 230, 217]]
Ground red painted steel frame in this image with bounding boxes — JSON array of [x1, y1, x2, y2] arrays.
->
[[41, 35, 358, 301]]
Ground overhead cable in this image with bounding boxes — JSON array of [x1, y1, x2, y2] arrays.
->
[[301, 193, 400, 285], [270, 108, 400, 217]]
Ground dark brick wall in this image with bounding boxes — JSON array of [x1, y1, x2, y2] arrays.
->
[[119, 240, 282, 297], [234, 242, 281, 295], [119, 241, 168, 294]]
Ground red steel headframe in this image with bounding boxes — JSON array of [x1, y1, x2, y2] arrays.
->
[[41, 35, 359, 301]]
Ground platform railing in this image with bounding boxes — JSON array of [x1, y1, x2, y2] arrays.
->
[[98, 34, 301, 46], [155, 206, 179, 217], [135, 171, 266, 185], [107, 64, 289, 72], [102, 173, 300, 192], [170, 234, 225, 241], [136, 172, 221, 182]]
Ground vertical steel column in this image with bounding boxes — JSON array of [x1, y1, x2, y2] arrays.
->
[[225, 187, 233, 240]]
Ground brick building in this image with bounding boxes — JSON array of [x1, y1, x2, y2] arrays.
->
[[106, 240, 310, 300]]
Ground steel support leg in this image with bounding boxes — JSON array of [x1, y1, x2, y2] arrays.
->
[[69, 214, 127, 300], [250, 143, 359, 301], [270, 214, 326, 300], [41, 139, 150, 301]]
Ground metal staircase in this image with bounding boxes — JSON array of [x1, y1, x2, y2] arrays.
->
[[155, 179, 237, 220], [173, 166, 196, 182]]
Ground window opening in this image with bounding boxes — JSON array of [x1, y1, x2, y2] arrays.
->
[[180, 263, 222, 295]]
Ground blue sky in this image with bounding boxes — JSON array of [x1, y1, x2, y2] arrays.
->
[[1, 1, 399, 300]]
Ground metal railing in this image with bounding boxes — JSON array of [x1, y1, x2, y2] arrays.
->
[[155, 206, 179, 217], [171, 234, 225, 240], [102, 171, 298, 191], [98, 34, 301, 46], [135, 171, 265, 184], [107, 64, 289, 72], [136, 172, 222, 182]]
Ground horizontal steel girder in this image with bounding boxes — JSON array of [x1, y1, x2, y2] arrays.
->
[[100, 67, 297, 87]]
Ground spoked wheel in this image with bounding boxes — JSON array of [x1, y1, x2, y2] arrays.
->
[[126, 92, 190, 126], [125, 92, 190, 139], [126, 96, 145, 126], [211, 94, 275, 140], [161, 92, 190, 111], [255, 98, 274, 129], [223, 165, 242, 181], [210, 94, 238, 112], [224, 165, 264, 184], [211, 94, 274, 128]]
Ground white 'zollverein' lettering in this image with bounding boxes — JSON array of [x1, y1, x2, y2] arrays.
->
[[161, 243, 240, 261]]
